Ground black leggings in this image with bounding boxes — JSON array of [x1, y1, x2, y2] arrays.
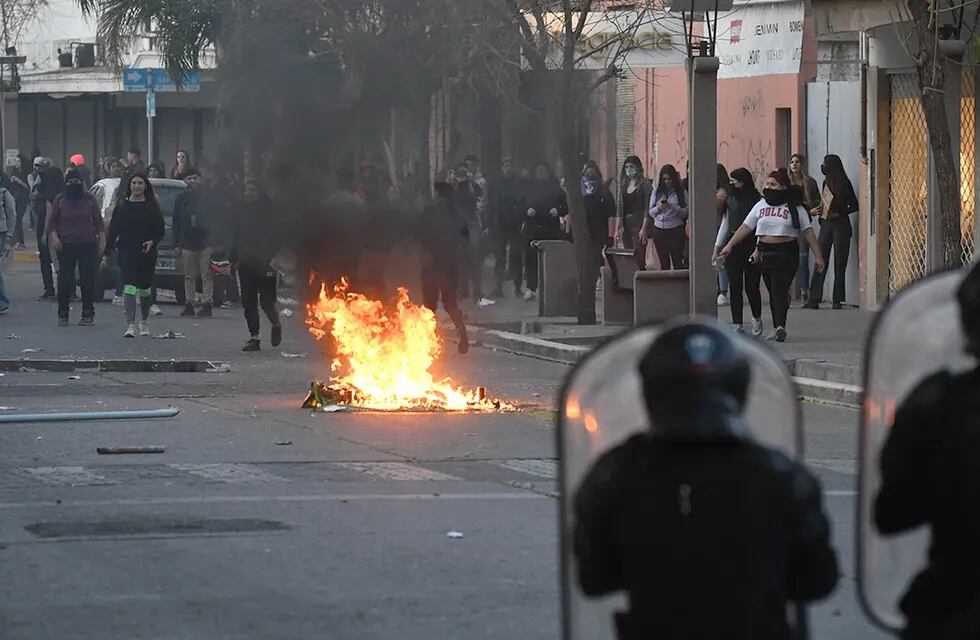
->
[[758, 241, 798, 330], [650, 225, 686, 270], [808, 217, 851, 304], [239, 268, 279, 337], [726, 248, 762, 325]]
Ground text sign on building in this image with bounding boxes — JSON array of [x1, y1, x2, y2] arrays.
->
[[122, 68, 201, 92], [529, 11, 688, 70], [713, 1, 805, 79]]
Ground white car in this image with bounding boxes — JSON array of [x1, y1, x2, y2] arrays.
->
[[89, 177, 188, 302]]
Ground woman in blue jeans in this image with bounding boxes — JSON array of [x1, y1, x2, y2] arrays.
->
[[788, 154, 821, 304]]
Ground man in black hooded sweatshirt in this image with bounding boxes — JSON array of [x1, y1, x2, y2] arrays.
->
[[417, 182, 468, 354]]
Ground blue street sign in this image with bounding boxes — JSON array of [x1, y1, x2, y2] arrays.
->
[[122, 68, 147, 92], [122, 68, 201, 93], [146, 90, 156, 117]]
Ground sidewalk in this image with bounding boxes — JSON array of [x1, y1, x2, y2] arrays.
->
[[455, 287, 870, 406]]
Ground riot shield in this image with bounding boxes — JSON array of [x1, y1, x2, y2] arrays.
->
[[557, 318, 803, 640], [859, 269, 975, 630]]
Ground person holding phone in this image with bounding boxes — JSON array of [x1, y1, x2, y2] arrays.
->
[[103, 173, 165, 337], [640, 164, 688, 270], [719, 168, 824, 343], [803, 154, 858, 310]]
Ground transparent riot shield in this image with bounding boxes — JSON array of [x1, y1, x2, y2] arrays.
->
[[859, 269, 975, 630], [557, 318, 803, 640]]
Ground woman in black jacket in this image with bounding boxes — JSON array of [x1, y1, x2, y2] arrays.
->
[[581, 161, 616, 270], [713, 168, 763, 335], [804, 154, 858, 310], [521, 162, 566, 300], [103, 173, 165, 338], [617, 155, 652, 269]]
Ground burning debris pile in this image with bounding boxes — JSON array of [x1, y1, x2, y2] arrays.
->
[[304, 280, 507, 412]]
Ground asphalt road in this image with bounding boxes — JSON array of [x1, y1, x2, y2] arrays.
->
[[0, 261, 890, 639]]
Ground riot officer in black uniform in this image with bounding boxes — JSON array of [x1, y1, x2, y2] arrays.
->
[[875, 263, 980, 639], [573, 321, 838, 639]]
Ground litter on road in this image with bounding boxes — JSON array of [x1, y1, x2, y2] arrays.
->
[[281, 352, 307, 358], [66, 376, 81, 380], [6, 334, 20, 339], [20, 348, 41, 353], [153, 330, 186, 339], [446, 531, 465, 539], [280, 308, 294, 317], [275, 441, 293, 446], [96, 446, 166, 455]]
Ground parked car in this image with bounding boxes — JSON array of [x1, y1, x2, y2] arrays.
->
[[89, 178, 188, 303]]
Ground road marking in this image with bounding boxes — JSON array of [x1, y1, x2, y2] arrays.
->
[[0, 492, 545, 509], [16, 466, 111, 486], [335, 462, 459, 481], [169, 463, 286, 484], [807, 458, 858, 475], [492, 459, 557, 479]]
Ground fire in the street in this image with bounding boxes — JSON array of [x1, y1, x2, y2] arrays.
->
[[305, 279, 506, 411]]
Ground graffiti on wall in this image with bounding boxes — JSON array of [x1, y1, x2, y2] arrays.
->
[[740, 91, 765, 118]]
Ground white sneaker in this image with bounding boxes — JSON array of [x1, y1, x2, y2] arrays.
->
[[751, 317, 763, 337], [112, 295, 124, 306], [717, 293, 729, 306], [138, 321, 150, 337], [732, 324, 745, 334], [149, 304, 163, 316], [523, 289, 536, 301], [124, 324, 136, 338]]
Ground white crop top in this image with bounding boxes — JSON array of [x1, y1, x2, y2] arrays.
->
[[741, 200, 812, 238]]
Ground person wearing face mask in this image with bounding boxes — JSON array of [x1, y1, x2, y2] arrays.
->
[[617, 156, 652, 269], [719, 168, 824, 342], [580, 161, 616, 273], [713, 168, 765, 336], [47, 168, 105, 326], [803, 155, 858, 310]]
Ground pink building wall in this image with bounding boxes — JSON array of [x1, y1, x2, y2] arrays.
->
[[631, 17, 817, 185]]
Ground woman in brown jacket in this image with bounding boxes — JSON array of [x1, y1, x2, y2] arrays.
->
[[616, 155, 652, 269]]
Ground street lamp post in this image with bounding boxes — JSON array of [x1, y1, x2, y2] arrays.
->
[[666, 1, 729, 318], [0, 53, 25, 160]]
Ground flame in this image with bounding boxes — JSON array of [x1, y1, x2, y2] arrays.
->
[[305, 279, 505, 411]]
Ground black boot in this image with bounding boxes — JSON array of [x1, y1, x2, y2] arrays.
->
[[180, 304, 196, 317], [196, 303, 212, 318], [243, 337, 260, 352], [271, 323, 282, 347]]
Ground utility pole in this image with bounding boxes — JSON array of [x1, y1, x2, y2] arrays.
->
[[146, 70, 156, 166]]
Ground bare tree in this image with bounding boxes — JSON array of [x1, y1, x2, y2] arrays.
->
[[495, 0, 657, 323], [0, 0, 46, 52]]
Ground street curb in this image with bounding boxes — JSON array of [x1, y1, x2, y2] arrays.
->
[[474, 327, 590, 364], [470, 326, 864, 406]]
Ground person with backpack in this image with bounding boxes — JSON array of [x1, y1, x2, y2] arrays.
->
[[103, 173, 165, 337], [719, 168, 824, 343], [47, 168, 105, 326], [803, 154, 858, 310]]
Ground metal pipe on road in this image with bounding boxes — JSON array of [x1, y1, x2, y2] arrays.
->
[[0, 407, 180, 424]]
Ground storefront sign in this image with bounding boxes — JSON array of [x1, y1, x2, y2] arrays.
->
[[714, 1, 805, 78]]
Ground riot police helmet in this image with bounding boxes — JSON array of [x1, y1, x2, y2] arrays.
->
[[638, 320, 751, 435]]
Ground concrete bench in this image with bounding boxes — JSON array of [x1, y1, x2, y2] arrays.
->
[[601, 248, 639, 325], [634, 269, 689, 325], [532, 240, 577, 317]]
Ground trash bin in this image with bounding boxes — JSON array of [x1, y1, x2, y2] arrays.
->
[[532, 240, 577, 317]]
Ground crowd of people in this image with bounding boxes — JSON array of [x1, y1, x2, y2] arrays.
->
[[0, 143, 858, 349]]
